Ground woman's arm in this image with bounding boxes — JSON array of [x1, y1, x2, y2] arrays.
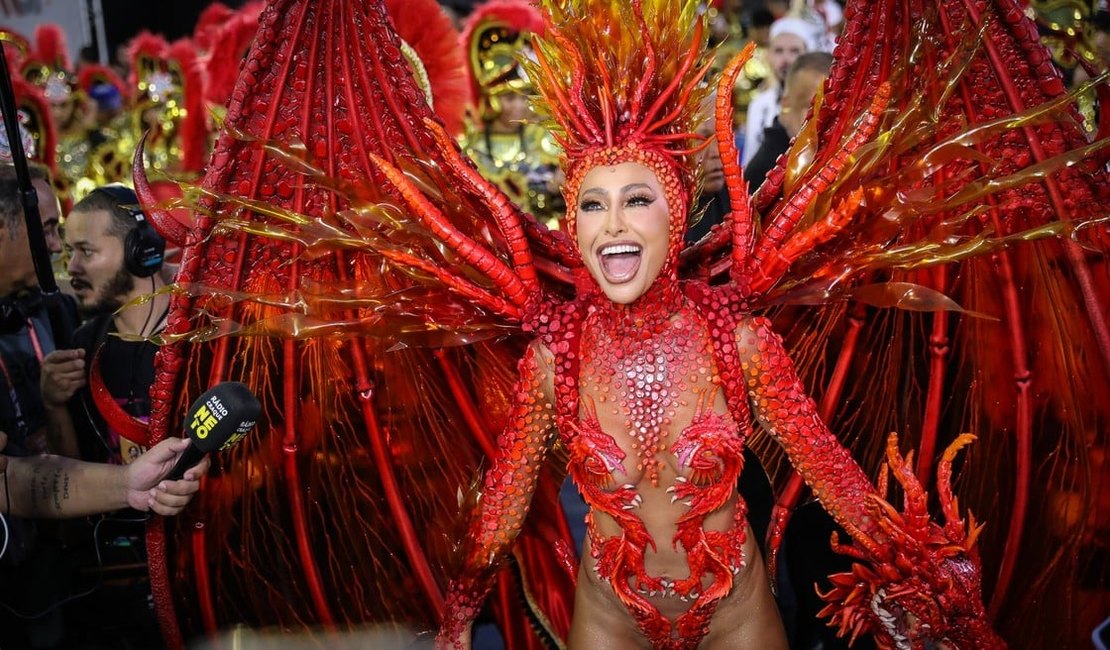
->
[[437, 343, 559, 649], [735, 316, 875, 533], [735, 316, 1004, 648]]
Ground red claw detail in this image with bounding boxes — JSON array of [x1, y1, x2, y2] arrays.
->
[[817, 434, 1003, 650], [133, 133, 192, 247]]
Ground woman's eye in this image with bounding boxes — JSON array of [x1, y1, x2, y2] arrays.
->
[[626, 195, 654, 208], [579, 200, 604, 212]]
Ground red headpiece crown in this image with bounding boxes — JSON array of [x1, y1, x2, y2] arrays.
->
[[525, 0, 712, 247]]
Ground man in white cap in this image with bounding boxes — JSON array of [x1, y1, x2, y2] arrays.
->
[[742, 17, 816, 167], [800, 0, 845, 53]]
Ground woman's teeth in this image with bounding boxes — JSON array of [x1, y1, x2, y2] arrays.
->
[[601, 243, 641, 256], [599, 243, 642, 283]]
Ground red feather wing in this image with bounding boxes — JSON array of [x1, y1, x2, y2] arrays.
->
[[142, 1, 570, 647]]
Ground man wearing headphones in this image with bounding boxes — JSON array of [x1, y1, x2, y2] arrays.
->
[[40, 184, 168, 464], [38, 184, 170, 648]]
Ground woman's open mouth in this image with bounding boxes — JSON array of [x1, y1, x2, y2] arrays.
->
[[598, 242, 642, 284]]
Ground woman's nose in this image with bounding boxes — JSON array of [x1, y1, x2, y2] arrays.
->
[[603, 206, 627, 235]]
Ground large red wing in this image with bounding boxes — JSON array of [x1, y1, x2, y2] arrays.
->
[[142, 1, 571, 647], [677, 1, 1110, 646]]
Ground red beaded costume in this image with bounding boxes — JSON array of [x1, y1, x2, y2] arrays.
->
[[121, 0, 1107, 648]]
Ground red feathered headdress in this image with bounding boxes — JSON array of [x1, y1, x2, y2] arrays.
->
[[20, 24, 73, 104], [77, 63, 128, 99], [193, 2, 236, 53], [526, 0, 712, 260], [167, 38, 208, 173], [1, 76, 58, 171], [32, 24, 69, 71], [128, 32, 210, 174], [203, 2, 264, 108], [384, 0, 469, 136], [128, 31, 170, 98], [0, 27, 31, 70]]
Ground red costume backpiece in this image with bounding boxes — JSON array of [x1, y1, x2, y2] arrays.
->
[[119, 0, 1107, 648]]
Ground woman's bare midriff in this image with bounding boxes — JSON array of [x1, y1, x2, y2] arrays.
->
[[569, 522, 788, 649]]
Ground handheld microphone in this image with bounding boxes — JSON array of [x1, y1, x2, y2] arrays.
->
[[166, 382, 262, 480]]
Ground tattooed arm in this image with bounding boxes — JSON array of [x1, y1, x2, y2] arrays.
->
[[0, 431, 208, 519]]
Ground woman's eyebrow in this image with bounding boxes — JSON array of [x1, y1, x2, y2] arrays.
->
[[622, 183, 653, 193], [579, 187, 606, 198]]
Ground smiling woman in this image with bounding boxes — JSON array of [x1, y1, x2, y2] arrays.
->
[[431, 0, 1013, 647], [576, 163, 671, 305]]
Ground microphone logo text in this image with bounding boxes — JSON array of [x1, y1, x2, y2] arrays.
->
[[190, 396, 229, 439]]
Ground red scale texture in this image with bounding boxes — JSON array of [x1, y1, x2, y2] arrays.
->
[[132, 0, 1105, 648]]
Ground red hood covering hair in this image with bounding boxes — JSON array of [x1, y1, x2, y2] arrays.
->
[[76, 63, 128, 99], [384, 0, 469, 136]]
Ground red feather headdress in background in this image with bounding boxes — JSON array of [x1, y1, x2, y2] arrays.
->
[[385, 0, 469, 136]]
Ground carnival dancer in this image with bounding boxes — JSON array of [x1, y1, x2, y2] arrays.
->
[[128, 0, 1106, 647], [432, 0, 1011, 647]]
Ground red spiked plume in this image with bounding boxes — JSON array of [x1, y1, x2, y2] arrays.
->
[[384, 0, 469, 136], [32, 23, 69, 71]]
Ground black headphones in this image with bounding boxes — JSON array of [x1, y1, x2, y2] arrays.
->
[[92, 184, 165, 278]]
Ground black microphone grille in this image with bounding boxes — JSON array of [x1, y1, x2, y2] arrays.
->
[[185, 382, 263, 453]]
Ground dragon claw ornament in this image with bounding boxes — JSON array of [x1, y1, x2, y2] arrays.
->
[[136, 0, 1107, 647]]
